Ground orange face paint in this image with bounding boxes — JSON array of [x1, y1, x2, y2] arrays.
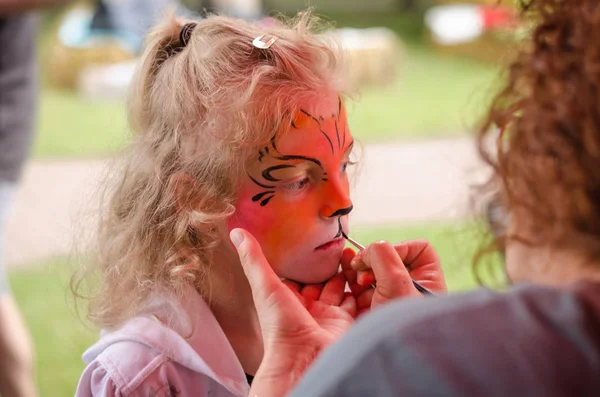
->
[[228, 96, 354, 283]]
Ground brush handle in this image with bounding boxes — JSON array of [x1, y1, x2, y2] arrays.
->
[[412, 279, 435, 296]]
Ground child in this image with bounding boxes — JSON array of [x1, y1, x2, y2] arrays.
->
[[73, 10, 358, 396]]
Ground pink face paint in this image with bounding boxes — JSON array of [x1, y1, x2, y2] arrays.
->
[[228, 95, 354, 283]]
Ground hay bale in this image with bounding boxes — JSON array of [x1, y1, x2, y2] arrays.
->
[[338, 27, 403, 89], [45, 3, 136, 91], [48, 40, 135, 90]]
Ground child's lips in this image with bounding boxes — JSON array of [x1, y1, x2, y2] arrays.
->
[[315, 238, 345, 251]]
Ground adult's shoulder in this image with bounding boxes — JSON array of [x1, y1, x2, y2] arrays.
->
[[290, 282, 600, 397]]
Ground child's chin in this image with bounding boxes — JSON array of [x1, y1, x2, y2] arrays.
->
[[283, 254, 342, 284]]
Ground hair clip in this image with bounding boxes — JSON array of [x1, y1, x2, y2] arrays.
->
[[179, 22, 198, 47], [252, 34, 279, 49]]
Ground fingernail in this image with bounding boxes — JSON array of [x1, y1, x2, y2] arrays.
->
[[230, 229, 244, 248]]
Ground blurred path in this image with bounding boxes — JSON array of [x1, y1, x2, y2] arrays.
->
[[5, 137, 486, 268]]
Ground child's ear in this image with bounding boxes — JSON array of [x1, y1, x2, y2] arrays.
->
[[169, 172, 198, 212]]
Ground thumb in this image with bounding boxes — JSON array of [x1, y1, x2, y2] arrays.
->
[[230, 228, 282, 302], [230, 228, 312, 344]]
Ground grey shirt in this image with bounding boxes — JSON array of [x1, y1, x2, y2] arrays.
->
[[290, 282, 600, 397], [0, 12, 38, 182]]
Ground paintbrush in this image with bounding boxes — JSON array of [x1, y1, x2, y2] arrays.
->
[[341, 232, 435, 296]]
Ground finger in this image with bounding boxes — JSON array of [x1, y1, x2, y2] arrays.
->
[[393, 240, 440, 272], [282, 279, 302, 294], [341, 248, 371, 296], [357, 307, 370, 317], [231, 229, 284, 301], [282, 280, 307, 306], [231, 228, 309, 315], [301, 284, 323, 303], [362, 241, 417, 299], [231, 228, 319, 346], [319, 272, 346, 306], [340, 248, 357, 284], [350, 250, 369, 271], [357, 269, 375, 286], [393, 240, 447, 293], [357, 287, 374, 309], [339, 292, 357, 318], [349, 281, 372, 298]]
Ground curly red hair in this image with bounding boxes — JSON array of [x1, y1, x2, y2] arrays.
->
[[478, 0, 600, 263]]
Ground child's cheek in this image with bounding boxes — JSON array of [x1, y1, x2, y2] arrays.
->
[[228, 186, 321, 246], [229, 198, 273, 233]]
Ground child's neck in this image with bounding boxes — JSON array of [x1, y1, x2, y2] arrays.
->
[[207, 242, 264, 375]]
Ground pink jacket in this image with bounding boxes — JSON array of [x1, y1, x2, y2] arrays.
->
[[75, 286, 250, 396]]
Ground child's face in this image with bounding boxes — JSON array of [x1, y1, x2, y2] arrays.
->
[[228, 96, 354, 283]]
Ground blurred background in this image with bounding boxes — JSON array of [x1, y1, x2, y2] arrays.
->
[[5, 0, 516, 394]]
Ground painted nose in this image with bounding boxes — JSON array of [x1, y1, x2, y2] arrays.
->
[[320, 173, 353, 219], [328, 205, 353, 218], [320, 199, 354, 219]]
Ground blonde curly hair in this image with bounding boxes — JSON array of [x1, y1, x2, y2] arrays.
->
[[72, 10, 348, 330]]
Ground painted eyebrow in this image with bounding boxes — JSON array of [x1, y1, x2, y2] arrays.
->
[[261, 164, 316, 184], [262, 164, 296, 182]]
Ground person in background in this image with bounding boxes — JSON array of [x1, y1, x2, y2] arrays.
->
[[0, 1, 73, 396]]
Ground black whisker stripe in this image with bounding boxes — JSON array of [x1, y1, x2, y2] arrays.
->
[[342, 123, 346, 149], [260, 195, 275, 206], [252, 191, 274, 202]]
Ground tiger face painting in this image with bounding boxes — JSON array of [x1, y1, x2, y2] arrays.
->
[[228, 94, 355, 283]]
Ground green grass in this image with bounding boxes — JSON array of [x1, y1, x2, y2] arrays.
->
[[32, 11, 499, 158], [34, 90, 129, 158], [346, 43, 499, 142], [8, 258, 97, 396], [8, 221, 500, 396]]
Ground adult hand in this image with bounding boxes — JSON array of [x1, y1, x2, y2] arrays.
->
[[230, 228, 356, 397], [341, 240, 447, 316]]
